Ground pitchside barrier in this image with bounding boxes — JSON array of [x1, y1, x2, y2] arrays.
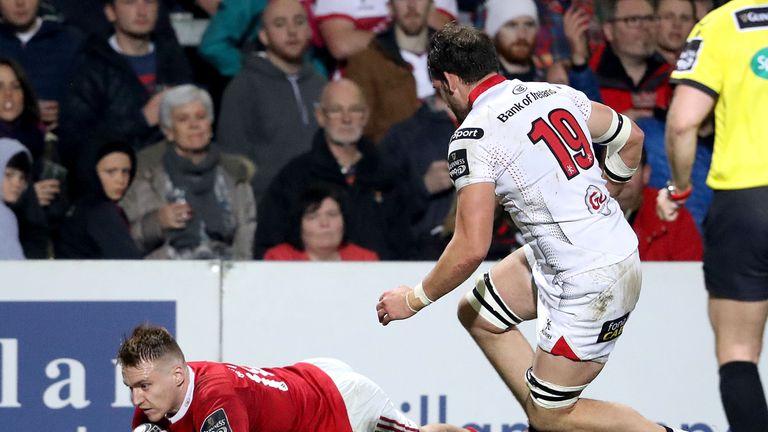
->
[[0, 261, 764, 431]]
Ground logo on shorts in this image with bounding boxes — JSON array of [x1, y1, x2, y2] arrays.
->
[[201, 408, 232, 432], [676, 38, 703, 72], [751, 47, 768, 79], [540, 319, 553, 340], [451, 127, 484, 142], [448, 149, 470, 181], [734, 7, 768, 30], [584, 185, 611, 216], [596, 312, 630, 343]]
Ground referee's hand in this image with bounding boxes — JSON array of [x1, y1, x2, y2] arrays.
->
[[656, 189, 680, 221], [377, 285, 417, 326]]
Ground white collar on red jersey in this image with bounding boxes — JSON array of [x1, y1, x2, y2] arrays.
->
[[167, 365, 196, 424]]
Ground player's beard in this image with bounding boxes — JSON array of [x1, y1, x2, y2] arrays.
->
[[496, 38, 534, 65]]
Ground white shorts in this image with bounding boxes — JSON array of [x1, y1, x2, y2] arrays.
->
[[303, 358, 419, 432], [468, 245, 642, 362]]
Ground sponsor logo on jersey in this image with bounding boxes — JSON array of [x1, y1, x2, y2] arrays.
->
[[597, 312, 630, 343], [676, 38, 703, 72], [512, 84, 527, 94], [448, 149, 470, 181], [202, 408, 232, 432], [751, 47, 768, 79], [734, 6, 768, 30], [496, 90, 554, 122], [450, 127, 484, 142], [584, 185, 611, 216]]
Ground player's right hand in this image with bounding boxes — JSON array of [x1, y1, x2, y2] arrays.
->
[[133, 424, 166, 432], [377, 285, 417, 326]]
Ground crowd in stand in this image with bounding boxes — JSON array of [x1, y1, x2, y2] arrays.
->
[[0, 0, 720, 262]]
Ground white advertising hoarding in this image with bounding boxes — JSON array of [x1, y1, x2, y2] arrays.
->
[[0, 260, 221, 431]]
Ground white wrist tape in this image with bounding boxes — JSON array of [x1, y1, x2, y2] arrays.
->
[[593, 109, 622, 144], [594, 112, 635, 183], [413, 282, 434, 306]]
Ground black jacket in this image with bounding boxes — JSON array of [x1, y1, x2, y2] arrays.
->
[[379, 103, 455, 253], [59, 33, 192, 190], [255, 130, 413, 260], [55, 141, 141, 259], [0, 18, 84, 101]]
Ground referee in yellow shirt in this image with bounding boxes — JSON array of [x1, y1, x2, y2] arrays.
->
[[657, 1, 768, 430]]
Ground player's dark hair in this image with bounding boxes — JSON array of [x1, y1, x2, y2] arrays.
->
[[428, 23, 499, 85], [117, 324, 185, 367]]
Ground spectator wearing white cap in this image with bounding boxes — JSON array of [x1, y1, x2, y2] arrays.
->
[[484, 0, 543, 82], [484, 0, 604, 103]]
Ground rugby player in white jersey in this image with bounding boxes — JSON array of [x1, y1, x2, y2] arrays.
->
[[377, 23, 682, 432]]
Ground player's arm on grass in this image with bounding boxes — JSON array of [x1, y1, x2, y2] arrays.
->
[[377, 182, 495, 325]]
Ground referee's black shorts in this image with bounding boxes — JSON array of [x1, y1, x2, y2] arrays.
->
[[703, 186, 768, 301]]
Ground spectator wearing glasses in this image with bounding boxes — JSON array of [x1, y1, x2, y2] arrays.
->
[[255, 79, 412, 260], [590, 0, 673, 120], [655, 0, 696, 65]]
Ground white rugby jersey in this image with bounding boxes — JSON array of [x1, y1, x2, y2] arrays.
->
[[314, 0, 458, 32], [449, 75, 638, 279]]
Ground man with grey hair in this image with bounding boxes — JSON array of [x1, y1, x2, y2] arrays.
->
[[255, 78, 412, 260]]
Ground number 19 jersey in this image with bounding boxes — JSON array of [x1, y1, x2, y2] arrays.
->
[[448, 76, 638, 280]]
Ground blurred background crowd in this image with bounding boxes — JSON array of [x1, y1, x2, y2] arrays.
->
[[0, 0, 721, 262]]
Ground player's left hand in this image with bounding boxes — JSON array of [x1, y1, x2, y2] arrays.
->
[[377, 285, 416, 326]]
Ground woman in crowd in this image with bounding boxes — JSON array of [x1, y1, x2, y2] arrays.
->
[[0, 58, 67, 257], [264, 187, 378, 261], [0, 138, 31, 259], [121, 85, 256, 259], [55, 140, 141, 259]]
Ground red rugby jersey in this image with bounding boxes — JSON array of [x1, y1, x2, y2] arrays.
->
[[132, 361, 352, 432]]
